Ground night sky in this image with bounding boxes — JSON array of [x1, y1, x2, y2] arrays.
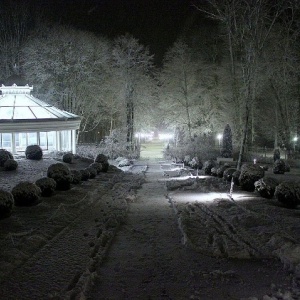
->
[[42, 0, 201, 64]]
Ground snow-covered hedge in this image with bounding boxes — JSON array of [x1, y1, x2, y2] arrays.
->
[[12, 181, 41, 206], [47, 163, 72, 191], [86, 167, 97, 179], [239, 163, 265, 192], [0, 189, 14, 219], [0, 149, 13, 167], [275, 182, 300, 208], [254, 177, 279, 199], [89, 162, 103, 174], [273, 159, 286, 174], [203, 160, 217, 175], [71, 170, 82, 184], [80, 169, 90, 181], [62, 153, 73, 164], [3, 159, 18, 171], [35, 177, 57, 197], [25, 145, 43, 160]]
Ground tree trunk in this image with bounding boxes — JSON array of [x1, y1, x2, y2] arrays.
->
[[126, 84, 134, 150], [237, 102, 250, 170]]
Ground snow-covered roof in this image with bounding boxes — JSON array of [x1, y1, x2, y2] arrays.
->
[[0, 84, 81, 133]]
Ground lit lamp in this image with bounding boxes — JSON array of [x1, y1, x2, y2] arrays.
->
[[217, 134, 222, 147], [293, 136, 298, 151]]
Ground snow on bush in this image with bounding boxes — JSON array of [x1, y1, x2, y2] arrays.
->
[[12, 181, 41, 206], [239, 163, 265, 192], [3, 159, 18, 171], [223, 168, 236, 182], [71, 169, 82, 184], [0, 149, 13, 167], [164, 133, 219, 164], [25, 145, 43, 160], [118, 158, 132, 168], [273, 159, 286, 174], [166, 178, 195, 191], [80, 169, 90, 181], [101, 161, 109, 173], [275, 182, 300, 208], [0, 189, 14, 219], [216, 164, 230, 178], [86, 167, 97, 179], [203, 160, 217, 175], [35, 177, 57, 197], [232, 170, 241, 185], [47, 163, 72, 191], [254, 177, 279, 199], [62, 153, 73, 164], [210, 167, 218, 177], [188, 157, 202, 169], [89, 162, 103, 174], [95, 153, 108, 164]]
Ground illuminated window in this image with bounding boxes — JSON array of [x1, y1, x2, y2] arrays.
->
[[2, 133, 12, 149]]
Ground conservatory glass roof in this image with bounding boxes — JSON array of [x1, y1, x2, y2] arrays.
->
[[0, 84, 79, 120]]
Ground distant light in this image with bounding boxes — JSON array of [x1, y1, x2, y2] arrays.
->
[[158, 133, 173, 140], [293, 137, 298, 142], [135, 132, 153, 139], [217, 134, 222, 140]]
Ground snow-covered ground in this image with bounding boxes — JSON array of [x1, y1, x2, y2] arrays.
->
[[1, 157, 300, 299]]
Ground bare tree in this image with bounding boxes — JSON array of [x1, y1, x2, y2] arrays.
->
[[112, 34, 154, 149], [195, 0, 284, 169], [160, 40, 228, 140], [21, 25, 113, 141], [0, 0, 43, 78]]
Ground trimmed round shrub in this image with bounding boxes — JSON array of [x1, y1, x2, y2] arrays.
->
[[275, 182, 300, 208], [188, 157, 203, 170], [0, 190, 14, 219], [101, 161, 109, 173], [95, 153, 108, 164], [3, 159, 18, 171], [203, 160, 216, 175], [232, 170, 241, 185], [0, 149, 13, 167], [12, 181, 41, 206], [86, 167, 97, 179], [239, 163, 265, 192], [47, 163, 72, 191], [25, 145, 43, 160], [62, 153, 73, 164], [273, 159, 286, 174], [35, 177, 57, 197], [71, 169, 82, 184], [80, 169, 90, 181], [254, 177, 279, 199], [223, 168, 236, 182], [210, 167, 218, 177], [216, 164, 230, 178], [89, 162, 103, 174], [285, 163, 291, 172]]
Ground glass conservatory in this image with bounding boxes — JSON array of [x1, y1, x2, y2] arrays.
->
[[0, 83, 81, 155]]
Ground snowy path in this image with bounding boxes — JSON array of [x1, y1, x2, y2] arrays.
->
[[0, 171, 144, 300], [87, 162, 293, 300]]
